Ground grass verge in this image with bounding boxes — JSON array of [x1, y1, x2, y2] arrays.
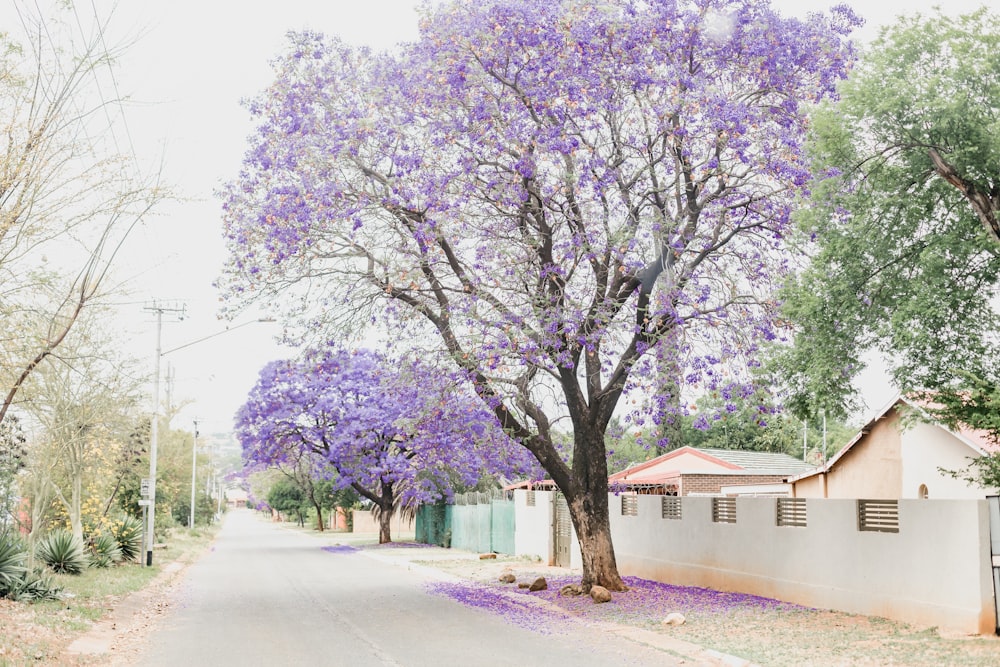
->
[[0, 526, 218, 667]]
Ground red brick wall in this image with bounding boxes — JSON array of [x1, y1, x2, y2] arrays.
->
[[680, 474, 786, 496]]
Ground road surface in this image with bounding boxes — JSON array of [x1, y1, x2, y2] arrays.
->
[[127, 510, 687, 667]]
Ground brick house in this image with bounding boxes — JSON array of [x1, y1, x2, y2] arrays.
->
[[609, 446, 815, 496]]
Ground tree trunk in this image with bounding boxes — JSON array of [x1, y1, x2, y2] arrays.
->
[[376, 480, 394, 544], [313, 501, 325, 532], [378, 502, 392, 544], [70, 471, 84, 544], [558, 419, 627, 592], [565, 487, 626, 592]]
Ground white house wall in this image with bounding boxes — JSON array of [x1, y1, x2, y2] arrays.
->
[[902, 421, 999, 499], [513, 490, 554, 563]]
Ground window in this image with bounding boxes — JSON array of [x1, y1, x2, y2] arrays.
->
[[918, 484, 928, 499], [525, 490, 536, 507], [621, 494, 638, 516]]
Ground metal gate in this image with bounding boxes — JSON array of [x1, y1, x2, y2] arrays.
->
[[988, 495, 1000, 634], [490, 497, 515, 555], [554, 494, 571, 567]]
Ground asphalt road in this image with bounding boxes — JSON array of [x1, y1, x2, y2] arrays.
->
[[129, 510, 685, 667]]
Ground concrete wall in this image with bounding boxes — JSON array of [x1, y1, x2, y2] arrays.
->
[[510, 490, 996, 634], [513, 490, 554, 563], [607, 495, 995, 635], [351, 509, 415, 539]]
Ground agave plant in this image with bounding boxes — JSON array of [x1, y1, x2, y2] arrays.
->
[[109, 515, 143, 563], [36, 529, 87, 575], [4, 567, 61, 602], [88, 532, 123, 568], [0, 531, 27, 596]]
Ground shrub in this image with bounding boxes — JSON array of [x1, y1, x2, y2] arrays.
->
[[36, 529, 87, 575], [0, 531, 27, 594], [4, 567, 61, 602], [87, 532, 122, 568], [110, 515, 143, 562]]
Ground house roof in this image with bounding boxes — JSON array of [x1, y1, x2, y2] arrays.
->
[[787, 394, 1000, 484], [610, 445, 815, 483], [695, 448, 816, 474]]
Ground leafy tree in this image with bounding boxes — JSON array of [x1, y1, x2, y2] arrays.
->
[[266, 479, 308, 526], [249, 443, 336, 532], [220, 0, 858, 588], [0, 3, 163, 425], [237, 347, 532, 543], [775, 8, 1000, 422], [924, 370, 1000, 489], [22, 316, 144, 544], [678, 392, 854, 459]]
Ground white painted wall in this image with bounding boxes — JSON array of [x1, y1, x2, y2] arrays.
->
[[605, 495, 995, 635], [903, 421, 1000, 499], [513, 490, 554, 563]]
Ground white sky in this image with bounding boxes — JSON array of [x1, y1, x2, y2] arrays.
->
[[2, 0, 990, 434]]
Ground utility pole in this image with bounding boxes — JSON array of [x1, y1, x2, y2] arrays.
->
[[143, 302, 185, 567], [190, 419, 199, 529]]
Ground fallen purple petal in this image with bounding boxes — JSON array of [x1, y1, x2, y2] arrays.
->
[[426, 581, 566, 634], [321, 545, 358, 554]]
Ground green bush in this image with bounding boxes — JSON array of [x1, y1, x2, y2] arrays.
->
[[87, 532, 122, 568], [36, 529, 87, 575], [0, 531, 27, 594], [109, 515, 143, 562], [4, 566, 61, 601]]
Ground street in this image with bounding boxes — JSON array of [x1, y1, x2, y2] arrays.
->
[[128, 511, 685, 667]]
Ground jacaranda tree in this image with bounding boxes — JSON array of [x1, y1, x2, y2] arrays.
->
[[236, 347, 532, 543], [221, 0, 859, 588]]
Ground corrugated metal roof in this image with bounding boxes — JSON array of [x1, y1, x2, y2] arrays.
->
[[693, 448, 815, 474]]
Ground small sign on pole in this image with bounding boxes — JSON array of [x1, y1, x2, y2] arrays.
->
[[138, 499, 152, 507], [141, 478, 150, 497]]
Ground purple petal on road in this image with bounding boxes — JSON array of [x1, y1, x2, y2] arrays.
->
[[321, 545, 358, 554]]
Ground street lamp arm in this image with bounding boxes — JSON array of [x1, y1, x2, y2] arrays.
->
[[161, 318, 276, 356]]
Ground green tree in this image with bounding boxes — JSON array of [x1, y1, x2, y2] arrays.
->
[[776, 8, 1000, 423], [22, 314, 144, 544], [267, 479, 308, 527]]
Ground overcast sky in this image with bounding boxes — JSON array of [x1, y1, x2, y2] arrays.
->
[[2, 0, 990, 433]]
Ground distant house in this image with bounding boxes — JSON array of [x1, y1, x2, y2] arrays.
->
[[609, 446, 815, 496], [225, 488, 249, 508], [788, 396, 1000, 499]]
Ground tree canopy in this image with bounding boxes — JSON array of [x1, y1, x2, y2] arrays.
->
[[775, 8, 1000, 422], [236, 346, 532, 542], [221, 0, 859, 588]]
